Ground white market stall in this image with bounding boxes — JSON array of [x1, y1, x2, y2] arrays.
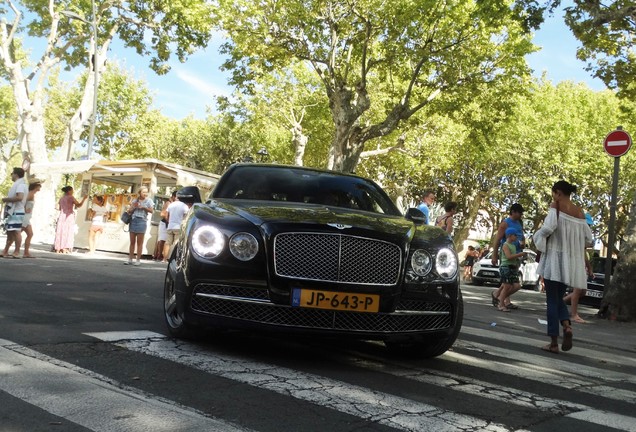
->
[[30, 159, 219, 255]]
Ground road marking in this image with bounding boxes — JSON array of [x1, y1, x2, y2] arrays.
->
[[86, 331, 510, 432], [0, 338, 252, 432], [567, 410, 636, 432], [88, 330, 636, 432], [460, 326, 636, 383]]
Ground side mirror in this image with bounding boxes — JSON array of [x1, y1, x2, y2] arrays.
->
[[405, 207, 426, 225]]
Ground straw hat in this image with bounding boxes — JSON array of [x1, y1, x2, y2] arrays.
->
[[28, 176, 46, 184]]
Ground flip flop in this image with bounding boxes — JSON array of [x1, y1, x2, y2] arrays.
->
[[22, 255, 36, 259], [562, 327, 573, 351], [498, 306, 511, 312], [572, 316, 586, 324], [506, 303, 519, 310], [491, 291, 500, 307], [541, 344, 559, 354]]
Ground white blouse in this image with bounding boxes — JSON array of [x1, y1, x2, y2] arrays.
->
[[533, 208, 593, 289]]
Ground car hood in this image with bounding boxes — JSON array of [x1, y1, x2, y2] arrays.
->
[[199, 200, 448, 244]]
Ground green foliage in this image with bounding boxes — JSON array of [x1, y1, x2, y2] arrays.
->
[[87, 63, 157, 158], [20, 0, 215, 74], [216, 0, 538, 172], [563, 0, 636, 99], [0, 85, 17, 150]]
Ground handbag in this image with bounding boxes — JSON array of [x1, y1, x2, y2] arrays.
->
[[120, 210, 132, 225], [537, 202, 560, 263]]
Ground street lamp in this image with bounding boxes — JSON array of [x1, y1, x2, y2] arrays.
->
[[61, 0, 99, 160]]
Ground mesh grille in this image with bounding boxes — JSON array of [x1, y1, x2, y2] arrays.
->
[[190, 296, 451, 333], [274, 233, 401, 285], [396, 300, 452, 313]]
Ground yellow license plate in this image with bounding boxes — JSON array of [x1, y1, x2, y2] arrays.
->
[[292, 288, 379, 313]]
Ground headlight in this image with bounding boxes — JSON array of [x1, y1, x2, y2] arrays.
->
[[436, 248, 458, 279], [191, 225, 225, 258], [229, 232, 259, 261], [411, 249, 433, 276]]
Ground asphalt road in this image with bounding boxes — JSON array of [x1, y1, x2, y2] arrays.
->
[[1, 241, 635, 432]]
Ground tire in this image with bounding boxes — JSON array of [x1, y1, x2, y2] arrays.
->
[[385, 292, 464, 358], [163, 261, 199, 339]]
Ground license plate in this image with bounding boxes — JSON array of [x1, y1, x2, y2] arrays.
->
[[586, 290, 604, 298], [292, 288, 379, 313], [482, 271, 498, 277]]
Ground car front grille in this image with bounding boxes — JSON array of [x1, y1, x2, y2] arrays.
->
[[273, 233, 401, 285], [190, 288, 451, 333]]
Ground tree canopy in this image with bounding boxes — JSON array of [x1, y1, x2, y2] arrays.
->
[[216, 0, 537, 172]]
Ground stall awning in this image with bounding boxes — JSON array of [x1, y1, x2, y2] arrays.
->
[[30, 160, 98, 177]]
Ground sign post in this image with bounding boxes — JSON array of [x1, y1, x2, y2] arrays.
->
[[603, 127, 632, 290]]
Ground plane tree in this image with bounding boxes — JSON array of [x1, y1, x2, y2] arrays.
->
[[0, 0, 214, 165], [215, 0, 537, 173]]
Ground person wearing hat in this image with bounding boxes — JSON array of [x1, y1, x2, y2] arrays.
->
[[490, 203, 525, 308], [496, 228, 527, 312], [21, 180, 43, 258]]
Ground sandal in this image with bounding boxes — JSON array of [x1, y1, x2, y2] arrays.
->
[[498, 306, 511, 312], [572, 316, 586, 324], [562, 327, 573, 351], [541, 344, 559, 354], [491, 291, 500, 307], [506, 303, 519, 310]]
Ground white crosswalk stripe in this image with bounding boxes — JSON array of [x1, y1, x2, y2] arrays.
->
[[86, 330, 636, 432], [1, 321, 635, 432], [0, 338, 252, 432]]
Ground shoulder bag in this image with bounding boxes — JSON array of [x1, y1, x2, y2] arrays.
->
[[537, 202, 560, 263]]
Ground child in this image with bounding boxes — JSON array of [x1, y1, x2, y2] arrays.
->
[[497, 227, 526, 312]]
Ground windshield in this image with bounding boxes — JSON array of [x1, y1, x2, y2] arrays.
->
[[212, 165, 401, 215]]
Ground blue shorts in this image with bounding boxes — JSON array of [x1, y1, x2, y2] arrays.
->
[[500, 265, 520, 284], [130, 217, 148, 234]]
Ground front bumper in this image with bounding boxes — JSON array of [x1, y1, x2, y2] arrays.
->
[[182, 281, 457, 340]]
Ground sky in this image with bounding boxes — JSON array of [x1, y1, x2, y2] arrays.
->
[[18, 8, 607, 121]]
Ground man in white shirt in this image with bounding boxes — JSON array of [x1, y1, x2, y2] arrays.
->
[[162, 196, 191, 262], [2, 167, 28, 258]]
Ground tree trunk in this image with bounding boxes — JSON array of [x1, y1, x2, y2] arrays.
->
[[598, 192, 636, 321], [58, 39, 110, 162], [290, 122, 307, 166], [453, 190, 488, 249]]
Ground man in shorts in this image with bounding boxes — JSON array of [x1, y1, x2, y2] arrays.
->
[[2, 167, 28, 258], [162, 194, 192, 262], [490, 203, 525, 308]]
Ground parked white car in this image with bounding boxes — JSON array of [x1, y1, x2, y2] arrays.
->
[[471, 250, 540, 290]]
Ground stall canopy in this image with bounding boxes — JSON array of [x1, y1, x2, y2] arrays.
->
[[30, 159, 220, 192]]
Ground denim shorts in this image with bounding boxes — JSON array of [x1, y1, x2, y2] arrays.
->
[[130, 217, 147, 234], [499, 265, 520, 284]]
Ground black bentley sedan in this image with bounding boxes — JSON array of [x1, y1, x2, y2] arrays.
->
[[164, 164, 463, 357]]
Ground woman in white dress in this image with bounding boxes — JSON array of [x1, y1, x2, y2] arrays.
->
[[533, 180, 593, 354]]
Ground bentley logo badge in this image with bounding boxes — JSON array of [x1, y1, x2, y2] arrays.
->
[[327, 223, 352, 230]]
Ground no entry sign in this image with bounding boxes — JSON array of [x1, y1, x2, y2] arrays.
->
[[604, 129, 632, 157]]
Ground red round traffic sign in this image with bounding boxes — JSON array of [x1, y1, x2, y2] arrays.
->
[[604, 129, 632, 157]]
